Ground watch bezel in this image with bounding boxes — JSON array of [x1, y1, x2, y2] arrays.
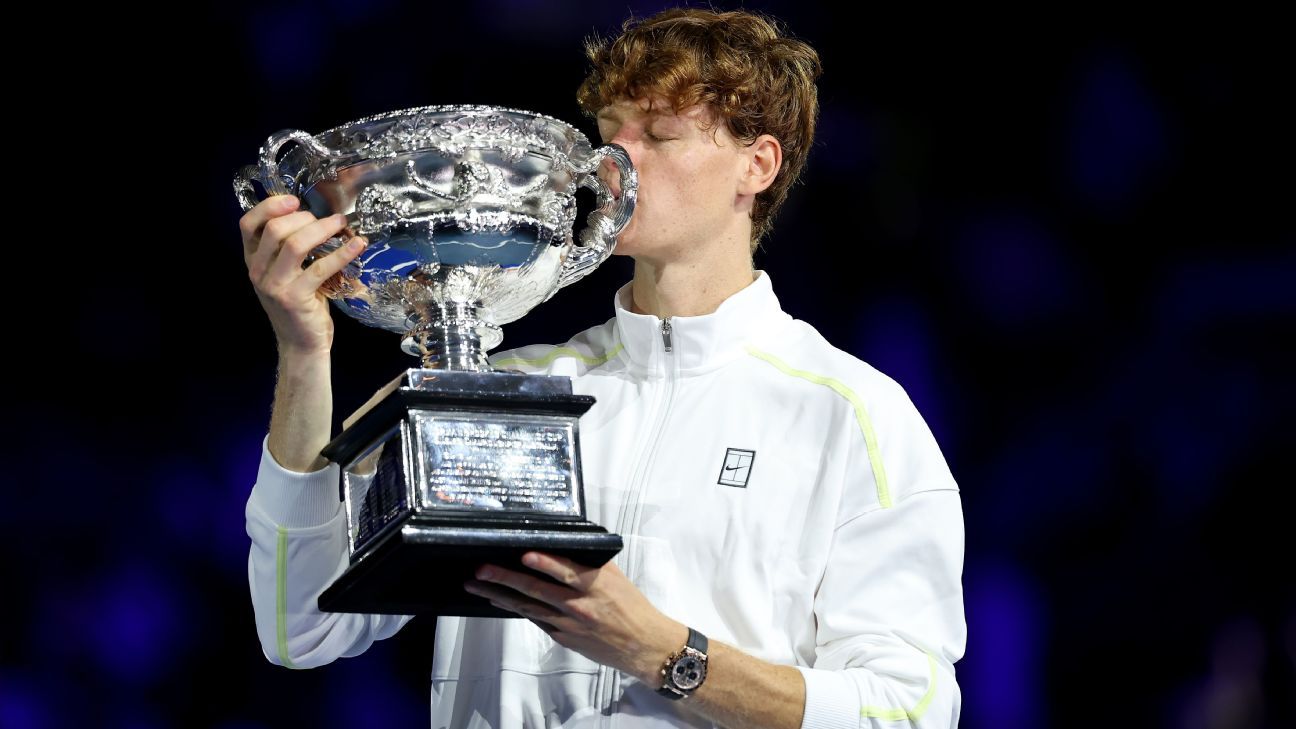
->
[[666, 646, 708, 692]]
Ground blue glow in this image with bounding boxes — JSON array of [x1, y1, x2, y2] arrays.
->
[[950, 210, 1078, 331], [961, 562, 1044, 729], [0, 675, 53, 729], [88, 566, 188, 684], [1065, 48, 1169, 215], [852, 295, 953, 457]]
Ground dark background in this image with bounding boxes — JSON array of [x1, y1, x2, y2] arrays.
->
[[6, 1, 1293, 727]]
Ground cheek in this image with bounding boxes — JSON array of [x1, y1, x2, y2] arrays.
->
[[631, 153, 729, 224]]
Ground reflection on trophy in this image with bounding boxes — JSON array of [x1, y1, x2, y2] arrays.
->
[[234, 105, 636, 616]]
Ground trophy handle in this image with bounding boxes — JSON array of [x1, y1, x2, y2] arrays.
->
[[233, 165, 266, 212], [234, 130, 359, 300], [232, 129, 344, 211], [558, 143, 638, 288]]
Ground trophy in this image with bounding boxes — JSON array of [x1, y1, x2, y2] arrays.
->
[[234, 105, 637, 616]]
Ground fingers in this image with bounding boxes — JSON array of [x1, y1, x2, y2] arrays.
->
[[249, 211, 354, 291], [245, 210, 317, 282], [464, 578, 567, 623], [239, 194, 300, 258], [529, 618, 560, 635], [522, 552, 587, 589], [264, 212, 351, 279], [470, 564, 577, 612], [297, 233, 368, 293]]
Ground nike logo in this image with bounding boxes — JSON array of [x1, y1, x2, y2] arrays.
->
[[717, 448, 756, 488]]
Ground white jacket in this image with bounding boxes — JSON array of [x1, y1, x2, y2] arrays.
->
[[246, 271, 966, 728]]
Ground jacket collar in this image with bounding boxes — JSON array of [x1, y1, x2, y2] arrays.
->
[[612, 270, 792, 374]]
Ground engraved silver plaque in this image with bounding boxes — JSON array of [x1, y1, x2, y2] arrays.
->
[[413, 413, 580, 515]]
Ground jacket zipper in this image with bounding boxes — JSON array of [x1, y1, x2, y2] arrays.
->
[[601, 316, 678, 723], [631, 317, 674, 538]]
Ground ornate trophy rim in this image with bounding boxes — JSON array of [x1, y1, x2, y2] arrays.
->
[[321, 103, 582, 134], [315, 103, 590, 160]]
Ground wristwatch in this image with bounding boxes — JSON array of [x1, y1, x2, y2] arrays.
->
[[657, 627, 709, 699]]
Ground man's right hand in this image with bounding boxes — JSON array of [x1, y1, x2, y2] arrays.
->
[[239, 194, 367, 358]]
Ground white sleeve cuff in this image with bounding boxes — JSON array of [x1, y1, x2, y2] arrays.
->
[[248, 434, 342, 528], [795, 665, 859, 729]]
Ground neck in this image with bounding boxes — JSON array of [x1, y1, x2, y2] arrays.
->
[[628, 231, 756, 319]]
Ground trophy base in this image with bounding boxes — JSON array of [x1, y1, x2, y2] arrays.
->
[[318, 513, 621, 616], [317, 369, 623, 617]]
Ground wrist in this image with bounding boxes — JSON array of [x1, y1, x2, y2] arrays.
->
[[636, 618, 689, 685], [269, 347, 334, 474], [277, 345, 331, 369]]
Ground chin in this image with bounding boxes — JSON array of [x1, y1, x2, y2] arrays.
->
[[608, 230, 640, 257]]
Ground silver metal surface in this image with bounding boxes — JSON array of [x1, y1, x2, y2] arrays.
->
[[410, 410, 582, 517], [343, 419, 415, 553]]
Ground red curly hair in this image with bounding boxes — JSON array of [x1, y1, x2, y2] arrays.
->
[[576, 7, 823, 251]]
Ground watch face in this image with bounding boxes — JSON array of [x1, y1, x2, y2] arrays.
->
[[671, 653, 707, 690]]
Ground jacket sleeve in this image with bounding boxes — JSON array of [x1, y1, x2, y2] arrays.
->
[[245, 434, 414, 668], [795, 384, 967, 729]]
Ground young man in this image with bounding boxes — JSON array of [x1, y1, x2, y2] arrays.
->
[[240, 8, 966, 728]]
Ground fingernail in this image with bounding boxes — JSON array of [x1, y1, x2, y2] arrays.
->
[[477, 567, 493, 580], [348, 237, 367, 252], [463, 581, 478, 593], [281, 195, 298, 208]]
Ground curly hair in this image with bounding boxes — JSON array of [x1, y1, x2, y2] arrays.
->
[[576, 7, 823, 251]]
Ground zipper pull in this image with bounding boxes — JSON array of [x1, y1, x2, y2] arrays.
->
[[660, 317, 673, 353]]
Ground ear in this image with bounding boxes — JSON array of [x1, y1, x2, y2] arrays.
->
[[737, 134, 782, 196]]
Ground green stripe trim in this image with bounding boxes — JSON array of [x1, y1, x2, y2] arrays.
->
[[275, 526, 299, 669], [859, 652, 939, 721], [493, 343, 624, 370], [745, 346, 892, 508]]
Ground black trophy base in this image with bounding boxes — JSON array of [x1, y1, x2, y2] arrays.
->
[[318, 514, 623, 616]]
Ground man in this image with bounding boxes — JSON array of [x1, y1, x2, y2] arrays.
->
[[240, 8, 966, 728]]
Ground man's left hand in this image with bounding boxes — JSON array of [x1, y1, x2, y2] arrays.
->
[[464, 552, 686, 685]]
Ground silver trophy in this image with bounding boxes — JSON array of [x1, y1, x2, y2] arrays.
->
[[235, 105, 636, 616]]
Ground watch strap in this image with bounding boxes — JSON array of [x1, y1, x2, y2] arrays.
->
[[686, 626, 708, 655]]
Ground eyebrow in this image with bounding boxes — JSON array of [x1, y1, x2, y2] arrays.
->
[[596, 106, 667, 122]]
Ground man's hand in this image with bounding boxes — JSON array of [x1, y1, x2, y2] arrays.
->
[[464, 552, 687, 685], [467, 551, 807, 729], [240, 193, 367, 358]]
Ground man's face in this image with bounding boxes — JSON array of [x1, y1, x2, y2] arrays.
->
[[595, 96, 749, 260]]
